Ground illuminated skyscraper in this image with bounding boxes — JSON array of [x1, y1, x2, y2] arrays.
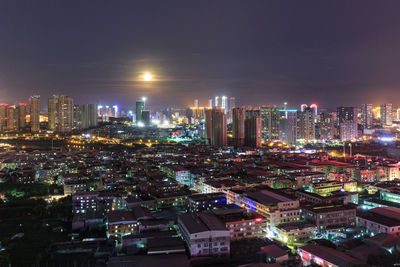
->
[[48, 95, 73, 133], [48, 95, 58, 131], [280, 109, 297, 145], [57, 95, 74, 133], [361, 104, 373, 130], [310, 104, 318, 116], [380, 104, 392, 126], [194, 99, 199, 108], [0, 104, 7, 132], [297, 107, 315, 141], [232, 108, 245, 146], [29, 95, 40, 132], [17, 103, 27, 130], [205, 109, 227, 146], [6, 106, 17, 131], [337, 107, 357, 141], [136, 98, 145, 123], [245, 115, 262, 148], [319, 112, 334, 140], [300, 104, 307, 112], [208, 99, 213, 108], [221, 96, 228, 114], [260, 106, 280, 140], [214, 96, 220, 108], [229, 97, 235, 111]]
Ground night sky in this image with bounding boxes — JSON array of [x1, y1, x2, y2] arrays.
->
[[1, 1, 400, 110]]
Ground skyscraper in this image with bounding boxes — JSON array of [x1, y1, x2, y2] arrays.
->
[[136, 98, 145, 123], [142, 110, 150, 126], [297, 107, 315, 141], [260, 106, 280, 140], [380, 104, 392, 126], [17, 103, 27, 130], [361, 104, 373, 130], [48, 95, 58, 131], [194, 99, 199, 108], [319, 112, 334, 140], [337, 107, 357, 141], [57, 95, 74, 133], [88, 104, 98, 128], [245, 115, 262, 148], [221, 96, 228, 114], [205, 109, 212, 144], [280, 110, 297, 145], [6, 106, 17, 131], [232, 108, 245, 147], [0, 104, 7, 132], [48, 95, 73, 133], [205, 109, 227, 146], [29, 95, 40, 132], [229, 97, 235, 111]]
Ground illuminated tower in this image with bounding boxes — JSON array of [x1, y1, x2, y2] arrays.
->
[[29, 95, 40, 132], [319, 112, 334, 140], [260, 106, 280, 140], [57, 95, 74, 133], [310, 104, 318, 116], [136, 98, 145, 123], [208, 99, 213, 108], [297, 107, 315, 141], [194, 99, 199, 108], [0, 104, 7, 132], [380, 104, 392, 126], [300, 104, 308, 112], [221, 96, 228, 114], [48, 95, 58, 131], [214, 96, 220, 108], [232, 108, 245, 146], [229, 97, 236, 111], [6, 106, 17, 131], [337, 107, 357, 141], [360, 104, 372, 130], [280, 109, 297, 145], [17, 103, 27, 130]]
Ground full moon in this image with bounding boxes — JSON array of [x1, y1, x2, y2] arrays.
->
[[143, 73, 152, 81]]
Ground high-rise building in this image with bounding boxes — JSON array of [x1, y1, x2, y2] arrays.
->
[[74, 105, 83, 130], [142, 110, 150, 126], [229, 97, 235, 111], [280, 110, 297, 145], [361, 104, 373, 130], [380, 104, 392, 126], [205, 109, 212, 144], [136, 98, 145, 123], [48, 95, 73, 133], [214, 96, 220, 108], [208, 99, 213, 108], [260, 106, 280, 140], [17, 103, 27, 130], [232, 108, 245, 147], [221, 96, 228, 114], [29, 96, 40, 132], [337, 107, 357, 141], [245, 115, 262, 148], [6, 105, 17, 131], [57, 95, 74, 133], [300, 104, 307, 112], [194, 99, 199, 108], [0, 104, 7, 132], [205, 109, 227, 146], [48, 95, 58, 131], [297, 107, 315, 141], [319, 112, 334, 140], [88, 104, 98, 128]]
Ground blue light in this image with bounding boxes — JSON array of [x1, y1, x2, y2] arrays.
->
[[381, 137, 393, 142]]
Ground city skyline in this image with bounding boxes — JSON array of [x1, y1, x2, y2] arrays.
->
[[1, 1, 400, 108]]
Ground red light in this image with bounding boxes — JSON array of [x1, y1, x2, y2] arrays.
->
[[255, 218, 262, 222]]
